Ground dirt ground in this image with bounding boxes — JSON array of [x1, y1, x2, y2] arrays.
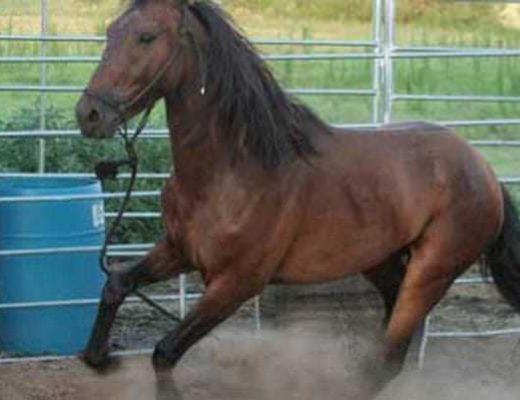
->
[[2, 337, 520, 400], [2, 278, 520, 400]]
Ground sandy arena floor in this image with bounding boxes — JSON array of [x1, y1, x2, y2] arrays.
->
[[2, 281, 520, 400], [2, 332, 520, 400]]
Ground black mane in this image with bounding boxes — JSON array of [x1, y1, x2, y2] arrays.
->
[[137, 0, 331, 168]]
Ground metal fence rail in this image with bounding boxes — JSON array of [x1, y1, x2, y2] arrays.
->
[[2, 0, 520, 363]]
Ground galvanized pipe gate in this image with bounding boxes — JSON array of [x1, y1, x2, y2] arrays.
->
[[1, 0, 520, 363]]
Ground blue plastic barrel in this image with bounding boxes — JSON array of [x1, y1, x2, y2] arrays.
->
[[0, 177, 106, 356]]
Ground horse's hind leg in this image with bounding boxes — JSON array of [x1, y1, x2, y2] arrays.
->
[[366, 220, 477, 397], [363, 251, 407, 325], [83, 239, 190, 369], [363, 251, 425, 360]]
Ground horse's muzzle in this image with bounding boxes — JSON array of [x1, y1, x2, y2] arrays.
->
[[76, 93, 120, 139]]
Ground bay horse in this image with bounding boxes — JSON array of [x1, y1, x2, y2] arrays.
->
[[75, 0, 520, 397]]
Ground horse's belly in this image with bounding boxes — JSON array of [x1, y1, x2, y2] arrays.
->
[[273, 234, 400, 284]]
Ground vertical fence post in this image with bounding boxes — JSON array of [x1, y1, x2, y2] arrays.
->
[[254, 296, 262, 332], [418, 316, 431, 369], [179, 274, 187, 319], [382, 0, 395, 124], [372, 0, 383, 124], [38, 0, 48, 174]]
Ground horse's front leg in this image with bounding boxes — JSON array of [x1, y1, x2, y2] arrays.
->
[[83, 239, 189, 369], [151, 272, 265, 371]]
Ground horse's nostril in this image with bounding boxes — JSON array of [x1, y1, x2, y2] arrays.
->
[[88, 109, 101, 124]]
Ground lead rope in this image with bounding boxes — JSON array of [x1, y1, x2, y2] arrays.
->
[[96, 104, 182, 324], [93, 0, 206, 325]]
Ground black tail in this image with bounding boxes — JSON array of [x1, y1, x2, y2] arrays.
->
[[484, 185, 520, 312]]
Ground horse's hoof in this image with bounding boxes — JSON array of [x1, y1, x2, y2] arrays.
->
[[152, 347, 175, 372], [82, 350, 107, 367], [81, 350, 120, 374]]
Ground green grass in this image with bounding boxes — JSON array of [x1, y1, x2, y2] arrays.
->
[[2, 0, 520, 242]]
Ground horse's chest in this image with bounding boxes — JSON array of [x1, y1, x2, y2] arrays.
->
[[166, 186, 262, 276], [182, 210, 238, 269]]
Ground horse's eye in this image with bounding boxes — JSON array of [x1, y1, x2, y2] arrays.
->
[[139, 33, 157, 44]]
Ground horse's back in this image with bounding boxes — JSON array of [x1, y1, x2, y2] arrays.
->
[[366, 121, 445, 133], [378, 121, 445, 132], [332, 120, 501, 224]]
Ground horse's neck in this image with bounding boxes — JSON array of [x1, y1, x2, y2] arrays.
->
[[164, 95, 244, 195], [162, 94, 304, 214]]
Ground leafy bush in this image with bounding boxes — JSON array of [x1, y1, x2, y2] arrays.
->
[[0, 103, 168, 245]]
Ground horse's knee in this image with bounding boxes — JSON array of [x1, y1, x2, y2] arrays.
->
[[101, 270, 136, 306]]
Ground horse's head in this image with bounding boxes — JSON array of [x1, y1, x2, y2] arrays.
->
[[76, 0, 198, 138]]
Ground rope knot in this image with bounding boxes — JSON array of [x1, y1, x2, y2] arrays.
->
[[95, 161, 121, 181]]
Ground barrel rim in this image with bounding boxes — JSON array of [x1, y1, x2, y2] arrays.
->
[[0, 177, 101, 196]]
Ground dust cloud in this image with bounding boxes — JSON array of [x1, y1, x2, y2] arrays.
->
[[2, 328, 520, 400], [2, 285, 520, 399]]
